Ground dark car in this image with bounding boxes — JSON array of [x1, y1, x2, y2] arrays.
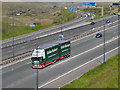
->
[[96, 33, 102, 38], [91, 22, 95, 25], [106, 20, 110, 23], [113, 13, 116, 15]]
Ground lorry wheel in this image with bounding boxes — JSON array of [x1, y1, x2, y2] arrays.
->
[[54, 60, 56, 63], [52, 61, 54, 64], [68, 55, 70, 57], [42, 65, 45, 69]]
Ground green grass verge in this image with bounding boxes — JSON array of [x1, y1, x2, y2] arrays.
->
[[62, 54, 119, 88], [2, 9, 77, 40], [2, 23, 52, 40], [86, 14, 112, 22], [81, 8, 113, 22]]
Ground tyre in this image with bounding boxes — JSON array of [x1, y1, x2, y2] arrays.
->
[[52, 61, 54, 64], [42, 64, 45, 69]]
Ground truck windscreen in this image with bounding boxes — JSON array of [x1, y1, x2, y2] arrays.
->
[[32, 57, 42, 61]]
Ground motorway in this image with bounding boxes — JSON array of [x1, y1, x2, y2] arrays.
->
[[2, 25, 119, 88], [2, 12, 88, 47], [2, 15, 118, 60]]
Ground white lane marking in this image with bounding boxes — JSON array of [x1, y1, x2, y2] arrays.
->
[[2, 17, 87, 44], [1, 19, 118, 48], [0, 56, 31, 69], [27, 62, 31, 64], [51, 36, 118, 68], [71, 24, 118, 43], [21, 46, 25, 49], [2, 61, 32, 74], [39, 46, 119, 88], [1, 25, 118, 69]]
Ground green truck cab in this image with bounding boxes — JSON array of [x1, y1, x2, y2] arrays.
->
[[31, 40, 71, 69]]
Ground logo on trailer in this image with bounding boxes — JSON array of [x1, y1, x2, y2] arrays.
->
[[47, 48, 58, 55], [61, 44, 70, 49]]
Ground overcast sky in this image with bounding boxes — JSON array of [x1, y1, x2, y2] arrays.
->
[[1, 0, 120, 2]]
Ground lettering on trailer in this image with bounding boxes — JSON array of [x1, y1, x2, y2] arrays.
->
[[48, 53, 56, 58], [61, 44, 70, 49], [62, 49, 69, 52], [47, 48, 58, 55]]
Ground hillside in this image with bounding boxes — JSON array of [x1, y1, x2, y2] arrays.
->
[[2, 2, 77, 40]]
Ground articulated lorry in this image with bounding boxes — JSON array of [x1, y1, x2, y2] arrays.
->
[[31, 40, 71, 69]]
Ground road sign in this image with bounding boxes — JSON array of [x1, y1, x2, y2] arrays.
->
[[112, 3, 119, 6], [82, 2, 96, 7], [30, 23, 35, 27], [70, 8, 74, 12], [59, 35, 64, 40]]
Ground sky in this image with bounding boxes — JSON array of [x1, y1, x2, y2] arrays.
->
[[1, 0, 120, 2]]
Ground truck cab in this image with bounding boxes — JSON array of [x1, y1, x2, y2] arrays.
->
[[31, 48, 45, 68]]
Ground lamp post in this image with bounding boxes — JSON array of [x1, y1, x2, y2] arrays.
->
[[12, 14, 14, 60], [36, 32, 39, 90], [103, 19, 110, 64], [37, 65, 38, 90], [7, 17, 9, 38], [72, 2, 74, 19], [91, 18, 92, 31], [12, 13, 20, 61], [91, 15, 94, 32], [58, 87, 60, 90], [102, 1, 104, 17], [60, 8, 63, 35], [6, 13, 10, 38], [103, 23, 105, 64], [118, 13, 120, 54], [110, 3, 112, 15], [110, 3, 113, 24], [102, 1, 105, 64], [114, 1, 117, 14], [36, 47, 38, 90], [59, 8, 64, 40]]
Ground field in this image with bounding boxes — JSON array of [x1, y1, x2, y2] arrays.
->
[[2, 2, 119, 40], [62, 54, 119, 88], [2, 2, 77, 40]]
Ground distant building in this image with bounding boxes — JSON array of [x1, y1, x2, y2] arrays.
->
[[63, 6, 68, 9]]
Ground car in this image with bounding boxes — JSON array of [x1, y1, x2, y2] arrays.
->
[[96, 33, 102, 38], [88, 13, 91, 17], [91, 22, 95, 25], [113, 13, 116, 15], [106, 20, 110, 23]]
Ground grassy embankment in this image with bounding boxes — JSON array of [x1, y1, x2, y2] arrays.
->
[[62, 54, 119, 88], [82, 8, 112, 22], [2, 2, 77, 40], [82, 3, 119, 22]]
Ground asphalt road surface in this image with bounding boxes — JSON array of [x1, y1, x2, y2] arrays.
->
[[2, 25, 119, 88], [2, 15, 118, 60], [2, 15, 118, 47], [2, 12, 88, 47]]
